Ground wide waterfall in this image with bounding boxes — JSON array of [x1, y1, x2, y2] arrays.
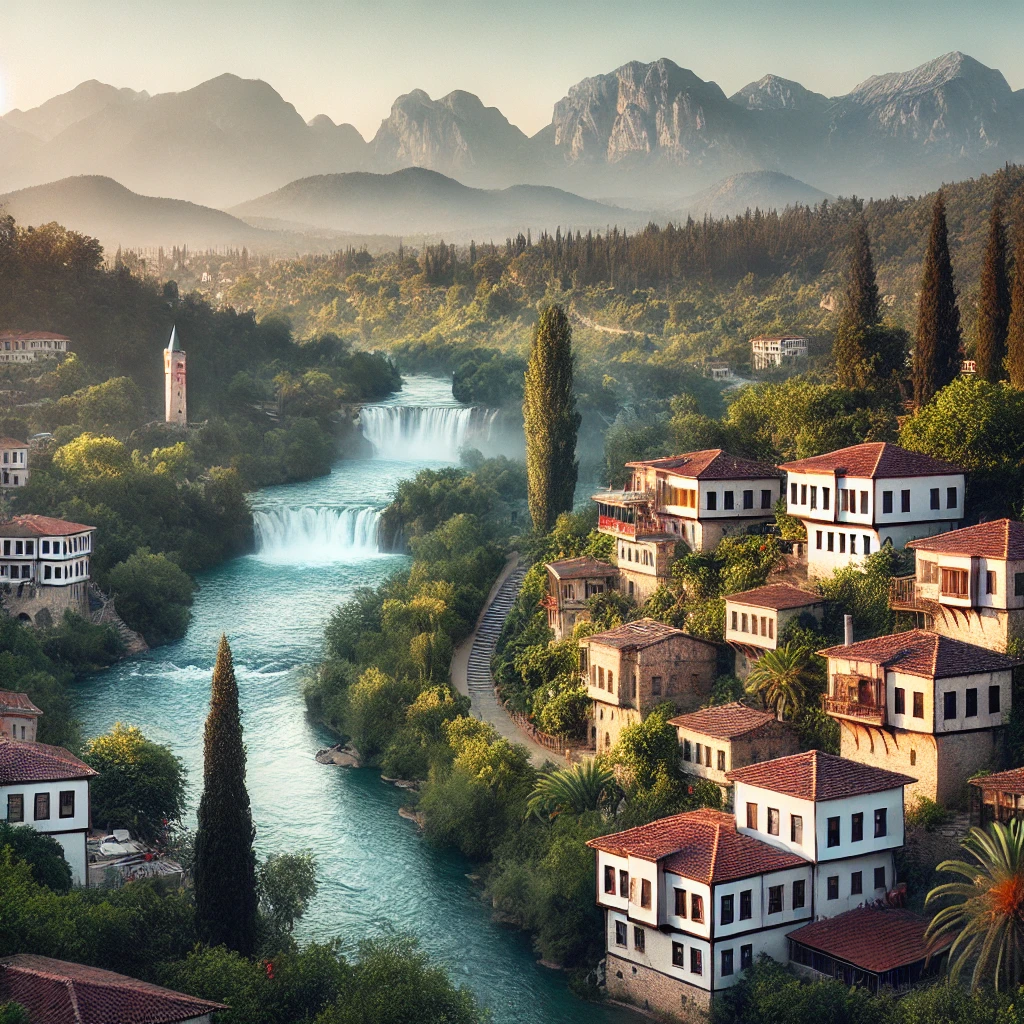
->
[[359, 405, 498, 461], [252, 506, 382, 562]]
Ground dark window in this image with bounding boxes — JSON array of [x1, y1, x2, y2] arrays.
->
[[633, 926, 645, 953], [791, 482, 798, 504], [707, 492, 717, 511], [640, 879, 651, 909], [810, 486, 817, 510], [34, 792, 50, 820], [851, 811, 864, 842], [675, 887, 687, 918], [7, 794, 23, 822], [930, 488, 940, 510], [894, 687, 906, 715], [874, 866, 886, 890], [793, 879, 805, 909], [901, 489, 911, 513], [991, 685, 1002, 714], [801, 484, 807, 505], [739, 889, 752, 920], [882, 490, 893, 514], [768, 808, 780, 836], [746, 802, 757, 829], [913, 691, 924, 719], [651, 675, 662, 696], [691, 894, 704, 923], [944, 691, 957, 720], [768, 885, 783, 914], [620, 870, 628, 897], [1016, 572, 1024, 598], [816, 530, 823, 550], [741, 944, 753, 970], [761, 489, 773, 509], [841, 488, 849, 512], [724, 491, 735, 511], [683, 739, 692, 761], [947, 486, 957, 509], [851, 871, 863, 895], [987, 571, 996, 595], [743, 489, 754, 510], [863, 535, 871, 554], [717, 750, 726, 771], [839, 533, 846, 553], [604, 865, 615, 893], [672, 941, 685, 967], [720, 894, 734, 925], [615, 921, 627, 946], [721, 948, 734, 976], [791, 814, 803, 844], [691, 948, 703, 975], [827, 875, 839, 900], [827, 532, 834, 551], [874, 808, 887, 838], [59, 791, 74, 818], [860, 491, 868, 514], [827, 816, 840, 847], [966, 688, 978, 718]]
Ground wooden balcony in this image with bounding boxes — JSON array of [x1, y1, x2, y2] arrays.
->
[[889, 575, 931, 613], [821, 695, 885, 726]]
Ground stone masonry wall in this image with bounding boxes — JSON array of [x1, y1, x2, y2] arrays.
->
[[605, 953, 709, 1022]]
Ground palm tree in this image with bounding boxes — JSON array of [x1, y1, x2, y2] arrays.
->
[[526, 758, 617, 821], [925, 819, 1024, 991], [744, 643, 814, 721]]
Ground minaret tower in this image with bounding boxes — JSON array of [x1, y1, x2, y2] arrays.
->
[[164, 325, 187, 425]]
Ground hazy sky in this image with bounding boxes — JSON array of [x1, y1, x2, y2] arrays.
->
[[2, 0, 1023, 138]]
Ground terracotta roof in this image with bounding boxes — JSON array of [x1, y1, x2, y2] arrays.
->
[[778, 442, 964, 479], [0, 689, 43, 716], [0, 955, 226, 1024], [3, 514, 95, 536], [906, 519, 1024, 560], [545, 555, 616, 580], [0, 437, 27, 448], [588, 808, 807, 884], [750, 334, 807, 341], [726, 750, 915, 801], [726, 583, 825, 611], [969, 767, 1024, 793], [582, 617, 705, 650], [787, 907, 951, 974], [818, 629, 1019, 680], [625, 449, 783, 480], [669, 702, 780, 740], [0, 738, 97, 784], [0, 331, 71, 341]]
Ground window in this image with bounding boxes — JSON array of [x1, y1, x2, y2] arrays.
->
[[941, 567, 969, 597], [839, 533, 846, 554], [691, 894, 704, 923], [810, 486, 817, 510], [944, 691, 957, 720], [598, 667, 604, 690], [791, 482, 798, 504], [720, 894, 734, 925], [987, 571, 997, 595], [761, 489, 773, 509], [724, 491, 735, 511], [751, 615, 758, 636], [731, 610, 738, 630], [607, 671, 614, 695], [633, 926, 645, 953], [991, 685, 1002, 714], [690, 948, 703, 976], [966, 688, 978, 718], [767, 885, 783, 914], [604, 865, 615, 894], [746, 802, 757, 829], [694, 742, 702, 765], [851, 870, 863, 895], [910, 749, 917, 766], [816, 530, 823, 550], [850, 535, 856, 555], [827, 816, 840, 847], [947, 486, 957, 509], [901, 489, 911, 513], [801, 484, 807, 505], [827, 875, 839, 900], [767, 808, 780, 836], [1016, 572, 1024, 598], [717, 750, 726, 772], [827, 532, 834, 551], [883, 490, 893, 514], [863, 536, 871, 554], [840, 488, 849, 512], [874, 866, 886, 890], [913, 691, 924, 718], [683, 739, 692, 762], [930, 488, 940, 510], [851, 811, 864, 842], [651, 675, 663, 696], [768, 619, 774, 639], [707, 492, 717, 511], [721, 949, 735, 976], [32, 792, 49, 820], [672, 941, 686, 967], [7, 794, 24, 822], [59, 791, 75, 818], [615, 921, 627, 946], [620, 870, 629, 897], [42, 540, 49, 554], [860, 491, 868, 514], [741, 945, 753, 970], [741, 613, 748, 632], [793, 879, 805, 909], [822, 486, 831, 510], [894, 687, 906, 715], [675, 887, 688, 917], [874, 808, 887, 838], [739, 889, 752, 920], [791, 814, 803, 844], [743, 489, 754, 510], [640, 879, 651, 909]]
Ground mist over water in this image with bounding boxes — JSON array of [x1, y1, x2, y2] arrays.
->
[[253, 506, 382, 562], [360, 404, 498, 462]]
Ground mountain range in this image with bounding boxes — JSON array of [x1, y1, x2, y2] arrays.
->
[[1, 51, 1022, 209]]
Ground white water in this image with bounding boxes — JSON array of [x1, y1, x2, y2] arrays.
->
[[252, 506, 382, 563], [360, 405, 498, 461]]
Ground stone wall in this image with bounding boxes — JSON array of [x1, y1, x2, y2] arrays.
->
[[605, 953, 709, 1022], [2, 581, 88, 626]]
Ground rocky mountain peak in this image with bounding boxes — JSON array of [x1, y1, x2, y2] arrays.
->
[[730, 74, 830, 111], [848, 51, 1011, 105]]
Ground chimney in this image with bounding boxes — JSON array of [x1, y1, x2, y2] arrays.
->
[[844, 614, 854, 647]]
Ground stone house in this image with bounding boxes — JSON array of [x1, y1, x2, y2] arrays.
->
[[0, 437, 29, 488], [541, 555, 617, 640], [0, 689, 42, 742]]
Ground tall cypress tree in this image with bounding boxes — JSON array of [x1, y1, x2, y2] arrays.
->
[[523, 304, 581, 532], [1008, 226, 1024, 389], [976, 199, 1010, 382], [193, 635, 258, 955], [833, 219, 880, 387], [913, 192, 962, 407]]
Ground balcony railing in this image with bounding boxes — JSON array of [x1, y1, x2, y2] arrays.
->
[[821, 695, 885, 725]]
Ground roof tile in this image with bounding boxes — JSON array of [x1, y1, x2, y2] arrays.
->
[[779, 442, 964, 479], [726, 583, 825, 611], [545, 556, 616, 580], [907, 519, 1024, 560], [669, 702, 782, 740], [0, 738, 97, 784], [0, 690, 43, 716], [582, 618, 706, 651], [726, 750, 915, 801], [625, 449, 783, 481]]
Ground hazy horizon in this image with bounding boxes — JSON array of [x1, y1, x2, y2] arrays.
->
[[3, 0, 1024, 139]]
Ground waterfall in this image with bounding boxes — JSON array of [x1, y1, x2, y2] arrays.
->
[[252, 506, 382, 562], [359, 405, 498, 461]]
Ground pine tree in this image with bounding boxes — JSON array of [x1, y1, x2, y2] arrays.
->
[[914, 192, 962, 407], [193, 635, 258, 955], [977, 199, 1011, 382], [833, 219, 880, 386], [1008, 226, 1024, 389], [523, 304, 581, 532]]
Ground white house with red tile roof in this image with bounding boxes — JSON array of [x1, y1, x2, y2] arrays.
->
[[588, 750, 916, 1017], [779, 443, 965, 578], [0, 330, 70, 364], [0, 954, 225, 1023], [0, 738, 97, 885], [0, 689, 43, 742], [0, 437, 29, 488], [818, 629, 1018, 806], [892, 519, 1024, 653], [542, 555, 617, 640]]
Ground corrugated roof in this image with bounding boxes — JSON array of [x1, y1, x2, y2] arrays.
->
[[726, 750, 915, 801], [545, 555, 616, 580], [669, 702, 780, 740], [583, 617, 704, 650], [779, 442, 964, 479], [625, 449, 783, 481], [726, 583, 825, 611], [907, 519, 1024, 560], [0, 738, 97, 784]]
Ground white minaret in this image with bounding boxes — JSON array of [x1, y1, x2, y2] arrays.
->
[[164, 326, 187, 425]]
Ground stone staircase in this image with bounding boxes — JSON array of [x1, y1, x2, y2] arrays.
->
[[89, 583, 149, 654], [466, 566, 525, 701]]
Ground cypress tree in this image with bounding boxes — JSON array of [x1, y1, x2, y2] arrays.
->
[[1008, 226, 1024, 389], [833, 219, 880, 387], [976, 199, 1010, 382], [193, 635, 258, 955], [523, 304, 581, 532], [913, 192, 962, 407]]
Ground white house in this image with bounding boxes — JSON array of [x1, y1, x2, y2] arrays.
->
[[751, 334, 808, 370], [0, 437, 29, 488], [0, 737, 97, 885], [588, 750, 916, 1018], [0, 330, 70, 363], [542, 555, 617, 640], [779, 443, 965, 578], [724, 583, 826, 677]]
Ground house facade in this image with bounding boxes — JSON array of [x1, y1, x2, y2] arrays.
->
[[580, 619, 717, 751], [542, 556, 617, 640], [0, 689, 42, 742], [779, 443, 965, 578], [0, 438, 29, 488], [751, 334, 808, 371], [588, 751, 915, 1018], [0, 330, 70, 363], [819, 629, 1017, 806]]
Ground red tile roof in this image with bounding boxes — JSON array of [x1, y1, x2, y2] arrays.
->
[[0, 331, 71, 341], [0, 690, 43, 716], [818, 629, 1019, 680], [787, 907, 951, 973], [907, 519, 1024, 560], [582, 617, 709, 651], [750, 334, 807, 341], [0, 738, 97, 784], [726, 750, 915, 801], [0, 955, 226, 1024], [588, 808, 807, 883], [0, 438, 27, 448], [669, 702, 780, 739], [778, 442, 964, 479], [6, 514, 95, 536], [726, 583, 825, 611], [625, 449, 783, 480], [969, 767, 1024, 793], [545, 555, 616, 580]]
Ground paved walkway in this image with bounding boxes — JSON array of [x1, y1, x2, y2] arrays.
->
[[451, 555, 565, 767]]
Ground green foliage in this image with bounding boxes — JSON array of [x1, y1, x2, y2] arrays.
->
[[257, 852, 318, 934], [106, 548, 196, 645], [976, 200, 1010, 382], [347, 668, 420, 761], [905, 796, 950, 831], [744, 643, 815, 721], [1008, 230, 1024, 389], [0, 822, 72, 893], [818, 547, 909, 639], [0, 1003, 29, 1024], [607, 705, 681, 792], [526, 759, 618, 820]]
